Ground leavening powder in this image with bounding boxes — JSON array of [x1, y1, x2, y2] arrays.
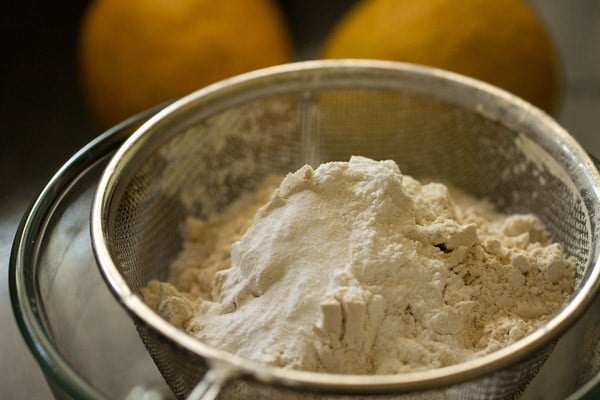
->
[[142, 156, 575, 374]]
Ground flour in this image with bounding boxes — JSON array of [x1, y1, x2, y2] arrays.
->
[[142, 156, 575, 374]]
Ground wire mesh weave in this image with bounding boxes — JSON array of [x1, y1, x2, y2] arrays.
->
[[96, 62, 599, 399]]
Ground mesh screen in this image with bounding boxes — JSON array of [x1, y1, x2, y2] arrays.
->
[[137, 320, 554, 400], [105, 75, 595, 399]]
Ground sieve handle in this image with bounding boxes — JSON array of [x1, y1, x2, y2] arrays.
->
[[186, 367, 234, 400], [124, 367, 232, 400]]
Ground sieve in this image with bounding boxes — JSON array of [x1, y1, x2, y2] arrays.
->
[[91, 60, 600, 400]]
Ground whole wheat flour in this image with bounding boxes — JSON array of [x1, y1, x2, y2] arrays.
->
[[143, 156, 575, 374]]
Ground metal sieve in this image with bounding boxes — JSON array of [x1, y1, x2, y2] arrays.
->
[[91, 60, 600, 400]]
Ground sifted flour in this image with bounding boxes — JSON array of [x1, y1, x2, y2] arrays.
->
[[143, 156, 575, 374]]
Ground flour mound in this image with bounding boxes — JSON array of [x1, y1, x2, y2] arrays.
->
[[143, 156, 575, 374]]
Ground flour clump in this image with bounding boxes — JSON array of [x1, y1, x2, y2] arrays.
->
[[143, 156, 575, 374]]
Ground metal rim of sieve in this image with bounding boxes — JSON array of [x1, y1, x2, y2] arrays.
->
[[91, 59, 600, 394]]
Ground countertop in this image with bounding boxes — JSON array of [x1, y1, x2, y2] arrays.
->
[[1, 0, 599, 398]]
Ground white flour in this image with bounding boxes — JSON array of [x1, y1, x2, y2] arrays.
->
[[143, 156, 575, 374]]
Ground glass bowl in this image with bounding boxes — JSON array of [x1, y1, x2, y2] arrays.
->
[[9, 107, 173, 399]]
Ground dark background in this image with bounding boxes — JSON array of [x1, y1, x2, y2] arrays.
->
[[0, 0, 356, 204], [2, 1, 93, 200]]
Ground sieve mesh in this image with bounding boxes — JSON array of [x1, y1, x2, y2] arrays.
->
[[94, 61, 600, 400], [136, 320, 555, 400]]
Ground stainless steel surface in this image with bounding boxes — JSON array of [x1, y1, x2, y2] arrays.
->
[[92, 59, 600, 399], [2, 0, 600, 399]]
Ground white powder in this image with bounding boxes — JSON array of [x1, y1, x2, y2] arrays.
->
[[143, 156, 575, 374]]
